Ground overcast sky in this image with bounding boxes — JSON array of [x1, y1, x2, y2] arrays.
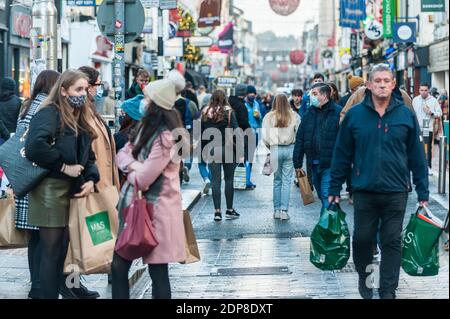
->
[[234, 0, 320, 37]]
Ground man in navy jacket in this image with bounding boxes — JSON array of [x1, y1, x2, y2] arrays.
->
[[328, 64, 429, 299]]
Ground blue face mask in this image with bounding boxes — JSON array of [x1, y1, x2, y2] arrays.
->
[[96, 86, 104, 98], [247, 96, 255, 103], [139, 99, 148, 116], [310, 95, 320, 107]]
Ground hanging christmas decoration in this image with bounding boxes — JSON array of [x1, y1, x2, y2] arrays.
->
[[269, 0, 300, 16], [289, 49, 305, 65], [279, 62, 289, 73], [176, 7, 196, 37], [184, 41, 203, 65]]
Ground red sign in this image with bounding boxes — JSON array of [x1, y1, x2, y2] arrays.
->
[[269, 0, 300, 16], [12, 11, 31, 38], [198, 0, 222, 28]]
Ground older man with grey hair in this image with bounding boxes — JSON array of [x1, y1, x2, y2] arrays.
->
[[328, 63, 429, 299]]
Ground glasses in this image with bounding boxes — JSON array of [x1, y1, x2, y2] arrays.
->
[[91, 82, 105, 88]]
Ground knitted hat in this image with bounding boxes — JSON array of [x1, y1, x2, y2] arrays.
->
[[122, 94, 144, 121], [0, 77, 16, 92], [167, 69, 186, 93], [143, 79, 177, 110], [247, 85, 257, 95], [348, 74, 364, 91], [235, 84, 248, 97]]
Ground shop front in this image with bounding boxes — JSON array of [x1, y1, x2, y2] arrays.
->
[[9, 4, 31, 98], [429, 39, 449, 93], [0, 0, 9, 79]]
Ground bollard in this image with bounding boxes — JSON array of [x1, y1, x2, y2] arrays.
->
[[438, 135, 447, 194]]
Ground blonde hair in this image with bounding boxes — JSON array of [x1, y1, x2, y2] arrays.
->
[[41, 69, 97, 138], [271, 94, 292, 128]]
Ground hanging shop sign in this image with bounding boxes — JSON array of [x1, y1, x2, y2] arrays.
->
[[189, 36, 213, 47], [383, 0, 395, 38], [67, 0, 95, 6], [10, 6, 31, 38], [393, 22, 416, 43], [214, 76, 237, 88], [350, 33, 359, 58], [159, 0, 177, 10], [364, 19, 383, 40], [218, 22, 233, 53], [268, 0, 300, 16], [141, 0, 159, 8], [164, 37, 183, 57], [198, 0, 221, 28], [421, 0, 445, 12], [339, 0, 366, 29], [429, 40, 449, 73]]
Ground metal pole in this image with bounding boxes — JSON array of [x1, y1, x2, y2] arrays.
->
[[113, 0, 126, 131], [438, 135, 447, 194], [30, 0, 58, 88], [55, 0, 62, 72], [157, 7, 164, 79]]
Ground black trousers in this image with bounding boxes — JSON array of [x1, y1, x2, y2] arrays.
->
[[424, 132, 433, 169], [208, 162, 236, 211], [111, 252, 170, 299], [352, 191, 408, 294]]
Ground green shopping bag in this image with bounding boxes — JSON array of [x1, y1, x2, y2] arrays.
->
[[310, 203, 350, 271], [401, 206, 444, 276]]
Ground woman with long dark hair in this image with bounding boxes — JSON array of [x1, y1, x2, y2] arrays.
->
[[14, 70, 60, 299], [25, 69, 100, 299], [113, 79, 187, 299], [201, 89, 244, 221]]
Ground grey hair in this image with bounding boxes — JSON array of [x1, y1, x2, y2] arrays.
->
[[368, 64, 394, 81]]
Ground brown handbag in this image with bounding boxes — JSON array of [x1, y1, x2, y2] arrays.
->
[[296, 169, 315, 205]]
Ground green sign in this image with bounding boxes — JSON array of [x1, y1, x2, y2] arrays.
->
[[383, 0, 396, 38], [421, 0, 445, 12], [85, 211, 113, 246]]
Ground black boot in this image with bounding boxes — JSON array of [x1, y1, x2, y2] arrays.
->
[[60, 276, 100, 299], [358, 275, 373, 299]]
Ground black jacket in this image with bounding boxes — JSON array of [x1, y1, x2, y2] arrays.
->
[[329, 91, 429, 201], [290, 99, 301, 114], [0, 94, 21, 133], [0, 119, 9, 142], [25, 105, 100, 195], [125, 82, 142, 100], [228, 96, 250, 131], [339, 91, 352, 108], [293, 100, 342, 171]]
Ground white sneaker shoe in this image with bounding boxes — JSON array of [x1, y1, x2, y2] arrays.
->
[[273, 210, 281, 219], [279, 211, 290, 220], [202, 180, 211, 195]]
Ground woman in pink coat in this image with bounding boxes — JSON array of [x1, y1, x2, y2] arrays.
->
[[112, 79, 187, 299]]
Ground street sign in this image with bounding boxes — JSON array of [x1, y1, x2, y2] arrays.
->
[[67, 0, 96, 6], [141, 0, 159, 8], [393, 22, 416, 43], [97, 0, 145, 43], [364, 19, 383, 40], [189, 36, 213, 47], [159, 0, 177, 10], [214, 76, 238, 88]]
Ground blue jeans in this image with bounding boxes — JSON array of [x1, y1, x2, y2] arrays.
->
[[272, 145, 295, 211], [198, 161, 211, 181], [311, 165, 331, 210]]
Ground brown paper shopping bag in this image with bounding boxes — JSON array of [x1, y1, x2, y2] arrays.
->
[[297, 169, 315, 206], [64, 186, 119, 274], [180, 210, 200, 264], [0, 189, 29, 249]]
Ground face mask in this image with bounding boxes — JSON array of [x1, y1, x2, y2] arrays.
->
[[310, 95, 320, 108], [247, 96, 255, 103], [139, 99, 148, 116], [67, 95, 87, 108], [96, 86, 104, 98]]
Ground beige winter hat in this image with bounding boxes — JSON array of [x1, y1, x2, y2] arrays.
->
[[167, 69, 186, 93], [143, 79, 177, 110]]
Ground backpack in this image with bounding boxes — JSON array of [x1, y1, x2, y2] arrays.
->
[[184, 98, 193, 131]]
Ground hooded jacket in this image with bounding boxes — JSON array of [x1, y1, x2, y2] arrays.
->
[[329, 91, 429, 201]]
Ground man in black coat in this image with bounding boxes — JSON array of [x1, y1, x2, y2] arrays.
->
[[0, 77, 21, 134], [293, 83, 342, 210], [229, 84, 250, 131]]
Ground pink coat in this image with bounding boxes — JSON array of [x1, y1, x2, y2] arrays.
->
[[115, 130, 186, 264]]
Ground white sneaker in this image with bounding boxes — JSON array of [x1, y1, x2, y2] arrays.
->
[[280, 211, 290, 220], [202, 180, 211, 195], [273, 210, 281, 219]]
